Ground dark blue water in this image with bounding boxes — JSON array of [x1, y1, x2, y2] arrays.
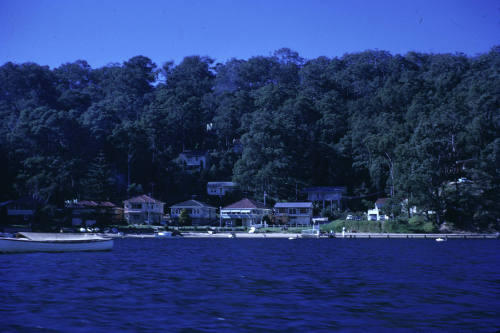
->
[[1, 238, 499, 332]]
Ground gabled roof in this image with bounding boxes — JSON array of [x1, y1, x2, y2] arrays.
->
[[179, 150, 208, 157], [0, 200, 14, 208], [66, 200, 118, 208], [207, 181, 237, 187], [274, 202, 313, 208], [302, 186, 347, 193], [124, 195, 164, 204], [223, 198, 267, 209], [170, 200, 216, 209]]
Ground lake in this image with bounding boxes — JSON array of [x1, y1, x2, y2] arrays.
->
[[1, 238, 499, 332]]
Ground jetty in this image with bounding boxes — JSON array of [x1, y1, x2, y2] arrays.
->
[[325, 232, 499, 239], [180, 232, 499, 239]]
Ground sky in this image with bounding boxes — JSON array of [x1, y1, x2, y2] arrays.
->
[[0, 0, 499, 69]]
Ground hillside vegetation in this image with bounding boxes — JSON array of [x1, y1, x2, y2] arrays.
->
[[0, 47, 499, 230]]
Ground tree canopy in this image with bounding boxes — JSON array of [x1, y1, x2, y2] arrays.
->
[[1, 47, 499, 230]]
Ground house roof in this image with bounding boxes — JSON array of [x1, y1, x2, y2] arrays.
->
[[207, 181, 237, 187], [124, 195, 164, 204], [274, 202, 313, 208], [170, 200, 216, 209], [375, 198, 389, 206], [0, 200, 14, 207], [302, 186, 347, 193], [179, 150, 208, 157], [66, 200, 118, 208], [223, 198, 267, 209], [1, 198, 42, 207]]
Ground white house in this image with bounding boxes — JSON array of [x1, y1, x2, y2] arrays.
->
[[274, 202, 313, 225], [176, 150, 209, 172], [207, 181, 238, 196], [123, 195, 165, 224], [367, 198, 389, 221], [221, 198, 271, 227], [170, 200, 217, 226]]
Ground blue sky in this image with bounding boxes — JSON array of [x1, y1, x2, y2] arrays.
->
[[1, 0, 499, 68]]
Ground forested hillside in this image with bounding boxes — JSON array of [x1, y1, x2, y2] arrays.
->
[[0, 47, 498, 230]]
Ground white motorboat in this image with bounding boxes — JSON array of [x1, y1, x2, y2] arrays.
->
[[0, 232, 114, 253], [155, 231, 172, 237], [435, 237, 446, 242], [301, 228, 320, 238]]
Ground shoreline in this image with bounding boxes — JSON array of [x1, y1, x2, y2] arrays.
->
[[121, 232, 499, 239]]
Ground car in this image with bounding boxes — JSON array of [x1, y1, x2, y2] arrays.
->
[[346, 214, 354, 220]]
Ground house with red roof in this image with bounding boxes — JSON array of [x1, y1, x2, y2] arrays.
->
[[123, 195, 165, 224], [65, 199, 121, 226], [221, 198, 271, 227]]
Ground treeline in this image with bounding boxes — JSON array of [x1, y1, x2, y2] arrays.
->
[[0, 47, 499, 230]]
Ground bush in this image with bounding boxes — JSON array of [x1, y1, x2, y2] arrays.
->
[[320, 220, 382, 233], [408, 215, 437, 233]]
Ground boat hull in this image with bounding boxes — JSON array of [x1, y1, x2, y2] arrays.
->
[[0, 238, 114, 253]]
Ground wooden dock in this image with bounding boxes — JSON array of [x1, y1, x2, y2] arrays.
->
[[325, 232, 499, 239]]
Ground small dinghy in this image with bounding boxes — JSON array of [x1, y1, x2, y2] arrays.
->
[[0, 232, 114, 253], [435, 237, 446, 242]]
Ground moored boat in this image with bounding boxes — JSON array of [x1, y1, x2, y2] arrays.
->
[[301, 227, 320, 238], [0, 232, 114, 253]]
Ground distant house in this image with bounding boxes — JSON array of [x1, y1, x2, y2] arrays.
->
[[302, 186, 347, 210], [274, 202, 313, 225], [123, 195, 165, 224], [170, 200, 217, 226], [231, 139, 243, 154], [221, 198, 271, 227], [176, 150, 209, 172], [367, 198, 389, 221], [207, 181, 238, 196], [65, 200, 121, 226], [0, 198, 41, 226]]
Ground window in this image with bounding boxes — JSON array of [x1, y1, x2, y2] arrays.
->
[[131, 203, 141, 209]]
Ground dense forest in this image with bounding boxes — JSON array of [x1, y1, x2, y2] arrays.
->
[[0, 47, 499, 230]]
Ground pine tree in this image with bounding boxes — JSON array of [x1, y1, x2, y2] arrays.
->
[[83, 152, 114, 201]]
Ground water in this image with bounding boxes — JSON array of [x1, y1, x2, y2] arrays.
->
[[1, 238, 499, 332]]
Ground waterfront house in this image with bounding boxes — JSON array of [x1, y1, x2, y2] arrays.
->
[[221, 198, 271, 227], [207, 181, 238, 196], [367, 198, 389, 221], [176, 150, 209, 172], [274, 202, 313, 225], [231, 139, 243, 154], [123, 195, 164, 224], [302, 186, 347, 210], [170, 200, 217, 226], [65, 200, 121, 226], [0, 197, 40, 226]]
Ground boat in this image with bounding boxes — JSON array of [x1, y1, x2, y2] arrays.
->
[[435, 237, 446, 242], [153, 227, 171, 237], [155, 231, 172, 237], [301, 225, 320, 238], [0, 232, 114, 253]]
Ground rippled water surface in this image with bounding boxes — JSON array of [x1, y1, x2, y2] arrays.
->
[[1, 238, 499, 332]]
